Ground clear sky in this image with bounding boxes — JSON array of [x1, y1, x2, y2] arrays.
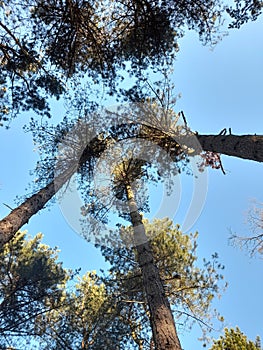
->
[[0, 13, 263, 350]]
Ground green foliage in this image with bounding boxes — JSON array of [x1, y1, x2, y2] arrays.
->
[[35, 271, 136, 350], [100, 218, 227, 344], [0, 232, 135, 349], [0, 0, 261, 124], [210, 327, 262, 350], [0, 231, 68, 349], [0, 221, 227, 348], [0, 0, 225, 124], [30, 0, 223, 76]]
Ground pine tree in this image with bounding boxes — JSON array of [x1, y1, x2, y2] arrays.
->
[[210, 327, 262, 350], [111, 159, 182, 349], [0, 231, 69, 349], [100, 217, 226, 348]]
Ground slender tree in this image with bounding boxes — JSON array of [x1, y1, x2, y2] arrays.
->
[[111, 159, 182, 350], [100, 217, 226, 348]]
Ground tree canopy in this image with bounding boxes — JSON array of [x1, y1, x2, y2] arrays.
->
[[0, 0, 226, 124], [99, 218, 226, 346], [0, 231, 68, 349], [0, 219, 227, 349], [209, 327, 262, 350], [1, 0, 261, 124]]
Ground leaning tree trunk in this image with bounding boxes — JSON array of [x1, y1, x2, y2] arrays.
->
[[0, 168, 74, 247], [0, 132, 110, 247], [0, 180, 56, 246], [125, 183, 182, 350]]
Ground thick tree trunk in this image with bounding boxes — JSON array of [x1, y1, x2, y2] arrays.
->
[[0, 181, 56, 246], [197, 134, 263, 162], [139, 124, 263, 162], [125, 184, 182, 350], [0, 133, 109, 247]]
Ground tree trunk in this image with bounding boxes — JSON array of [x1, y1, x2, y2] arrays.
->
[[139, 124, 263, 162], [0, 133, 109, 247], [0, 168, 73, 247], [125, 183, 182, 350], [197, 134, 263, 163]]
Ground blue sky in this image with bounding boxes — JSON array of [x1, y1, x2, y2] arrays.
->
[[0, 13, 263, 349]]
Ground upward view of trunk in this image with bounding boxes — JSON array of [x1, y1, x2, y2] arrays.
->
[[142, 125, 263, 162], [0, 180, 56, 247], [0, 129, 262, 248], [125, 183, 182, 350], [139, 124, 263, 162], [0, 168, 74, 247]]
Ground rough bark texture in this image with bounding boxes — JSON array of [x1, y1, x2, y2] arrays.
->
[[0, 181, 56, 247], [139, 124, 263, 162], [125, 184, 182, 350], [138, 124, 263, 162], [0, 169, 73, 247], [197, 134, 263, 162]]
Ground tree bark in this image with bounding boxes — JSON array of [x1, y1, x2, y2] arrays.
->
[[197, 134, 263, 163], [0, 168, 74, 247], [139, 124, 263, 162], [125, 183, 182, 350], [0, 181, 56, 246]]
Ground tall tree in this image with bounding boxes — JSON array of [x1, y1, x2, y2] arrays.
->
[[100, 217, 226, 348], [47, 104, 192, 348], [111, 159, 182, 350], [31, 219, 225, 349], [1, 224, 225, 349]]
